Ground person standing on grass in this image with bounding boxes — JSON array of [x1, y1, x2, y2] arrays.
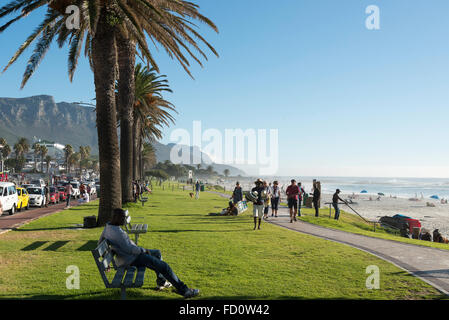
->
[[297, 182, 306, 217], [65, 183, 72, 208], [313, 183, 321, 217], [332, 189, 347, 220], [270, 181, 280, 217], [99, 208, 199, 298], [286, 179, 300, 223], [195, 180, 201, 199], [232, 182, 243, 204], [262, 180, 272, 220], [251, 179, 265, 230]]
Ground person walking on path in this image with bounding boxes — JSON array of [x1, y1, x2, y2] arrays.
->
[[313, 183, 321, 217], [286, 179, 301, 223], [262, 180, 272, 220], [65, 183, 73, 208], [251, 179, 265, 230], [270, 181, 281, 217], [232, 182, 243, 204], [297, 182, 306, 217], [332, 189, 347, 220], [195, 180, 201, 199], [99, 208, 200, 298]]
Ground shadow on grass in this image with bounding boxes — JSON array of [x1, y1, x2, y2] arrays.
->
[[151, 229, 247, 233], [13, 226, 87, 232], [22, 240, 70, 251]]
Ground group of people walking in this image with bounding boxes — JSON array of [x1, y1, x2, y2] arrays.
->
[[232, 178, 346, 229]]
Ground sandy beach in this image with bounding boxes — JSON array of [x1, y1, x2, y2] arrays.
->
[[322, 193, 449, 236]]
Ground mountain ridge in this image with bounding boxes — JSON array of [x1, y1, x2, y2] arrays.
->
[[0, 95, 245, 176]]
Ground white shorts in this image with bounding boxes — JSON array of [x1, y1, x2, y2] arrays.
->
[[253, 205, 264, 218]]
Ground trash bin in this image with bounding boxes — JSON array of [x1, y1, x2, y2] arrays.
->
[[200, 184, 205, 192], [303, 193, 308, 206]]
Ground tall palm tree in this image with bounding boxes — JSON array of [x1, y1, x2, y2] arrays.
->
[[2, 144, 11, 159], [45, 155, 52, 173], [63, 144, 73, 174], [79, 145, 91, 174], [69, 152, 81, 176], [0, 0, 218, 225], [32, 143, 41, 172], [132, 64, 176, 181], [40, 145, 48, 173]]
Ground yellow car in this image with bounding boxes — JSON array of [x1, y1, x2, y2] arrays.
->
[[16, 187, 30, 211]]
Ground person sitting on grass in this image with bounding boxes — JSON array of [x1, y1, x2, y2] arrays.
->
[[223, 201, 238, 216], [98, 208, 199, 299]]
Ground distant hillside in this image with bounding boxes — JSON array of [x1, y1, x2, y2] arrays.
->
[[0, 95, 246, 176], [152, 141, 246, 176], [0, 95, 98, 153]]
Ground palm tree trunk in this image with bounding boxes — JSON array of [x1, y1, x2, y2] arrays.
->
[[132, 119, 140, 181], [92, 10, 122, 226], [116, 33, 136, 204]]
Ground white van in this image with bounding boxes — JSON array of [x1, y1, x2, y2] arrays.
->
[[0, 182, 19, 215]]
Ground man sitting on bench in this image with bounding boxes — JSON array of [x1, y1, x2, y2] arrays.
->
[[98, 208, 199, 298]]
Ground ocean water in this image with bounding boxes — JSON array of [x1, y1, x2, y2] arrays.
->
[[257, 177, 449, 200]]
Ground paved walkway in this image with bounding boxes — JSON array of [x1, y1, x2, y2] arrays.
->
[[207, 191, 449, 295]]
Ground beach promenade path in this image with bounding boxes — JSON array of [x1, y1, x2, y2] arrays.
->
[[207, 191, 449, 295]]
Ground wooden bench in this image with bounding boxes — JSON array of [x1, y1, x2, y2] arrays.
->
[[91, 239, 146, 300], [140, 195, 149, 207], [124, 210, 148, 244]]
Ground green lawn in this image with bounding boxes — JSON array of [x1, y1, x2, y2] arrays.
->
[[0, 183, 444, 300], [296, 205, 449, 251]]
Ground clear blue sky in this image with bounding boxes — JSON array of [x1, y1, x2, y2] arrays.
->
[[1, 0, 448, 177]]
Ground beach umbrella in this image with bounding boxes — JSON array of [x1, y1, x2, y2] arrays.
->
[[361, 190, 368, 194], [378, 193, 385, 196], [430, 195, 439, 200]]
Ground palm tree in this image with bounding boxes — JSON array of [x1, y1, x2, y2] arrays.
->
[[79, 145, 91, 174], [223, 169, 230, 178], [141, 142, 156, 179], [132, 64, 176, 182], [45, 155, 52, 173], [17, 137, 30, 154], [69, 152, 81, 176], [0, 0, 218, 225], [32, 143, 41, 172], [63, 144, 73, 174], [2, 144, 11, 159], [40, 145, 48, 173]]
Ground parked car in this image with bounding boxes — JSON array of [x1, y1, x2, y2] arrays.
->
[[49, 186, 60, 204], [56, 186, 67, 201], [16, 187, 30, 211], [27, 186, 46, 207], [0, 182, 19, 215], [70, 181, 80, 199], [21, 184, 36, 189], [30, 179, 46, 188]]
